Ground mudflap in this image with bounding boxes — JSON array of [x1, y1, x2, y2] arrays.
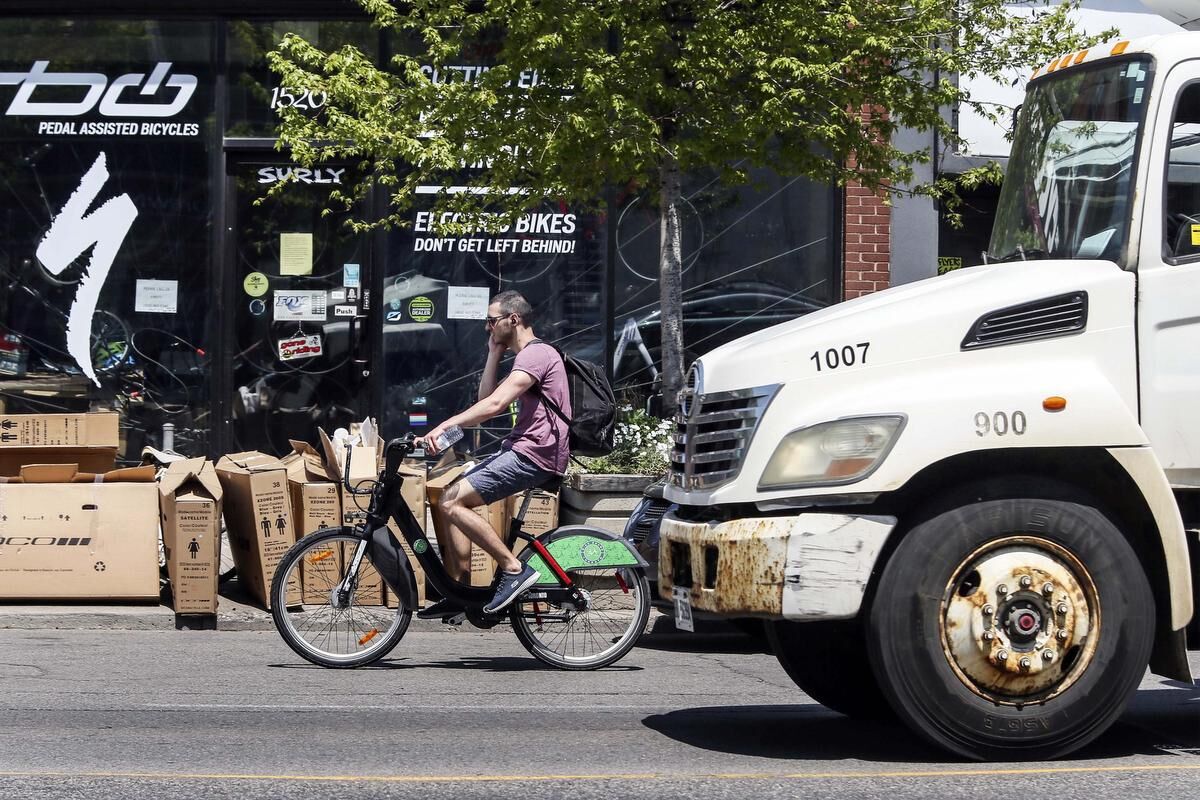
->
[[365, 525, 420, 610], [520, 525, 649, 584]]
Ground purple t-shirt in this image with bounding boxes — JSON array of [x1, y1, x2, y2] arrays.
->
[[505, 341, 571, 474]]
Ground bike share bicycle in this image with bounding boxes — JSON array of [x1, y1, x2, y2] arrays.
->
[[270, 434, 652, 670]]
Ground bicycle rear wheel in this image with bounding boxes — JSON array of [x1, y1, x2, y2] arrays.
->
[[511, 566, 651, 670], [270, 527, 411, 668]]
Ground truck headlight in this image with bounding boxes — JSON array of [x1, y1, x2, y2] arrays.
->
[[758, 415, 906, 489]]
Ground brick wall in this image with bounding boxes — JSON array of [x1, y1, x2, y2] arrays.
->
[[843, 181, 891, 300], [843, 104, 892, 300]]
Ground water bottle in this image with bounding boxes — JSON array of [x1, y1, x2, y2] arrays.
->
[[434, 424, 463, 451]]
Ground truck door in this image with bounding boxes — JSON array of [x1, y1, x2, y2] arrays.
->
[[1136, 59, 1200, 483]]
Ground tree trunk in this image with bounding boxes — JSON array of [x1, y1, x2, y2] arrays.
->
[[658, 152, 685, 411]]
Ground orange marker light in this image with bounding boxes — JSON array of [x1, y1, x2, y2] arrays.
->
[[359, 628, 380, 646], [308, 549, 335, 564], [1043, 396, 1067, 412], [1074, 50, 1089, 65], [1111, 41, 1130, 55]]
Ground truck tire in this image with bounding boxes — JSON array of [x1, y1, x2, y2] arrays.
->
[[867, 498, 1154, 760], [767, 619, 891, 719]]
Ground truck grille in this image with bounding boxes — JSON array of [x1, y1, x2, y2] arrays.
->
[[669, 385, 778, 491], [961, 292, 1087, 350]]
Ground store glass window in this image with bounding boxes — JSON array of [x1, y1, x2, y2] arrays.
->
[[0, 19, 217, 462], [226, 20, 378, 138], [613, 167, 837, 397], [380, 203, 606, 451]]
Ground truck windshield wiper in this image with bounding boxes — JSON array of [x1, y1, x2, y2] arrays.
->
[[994, 246, 1048, 263]]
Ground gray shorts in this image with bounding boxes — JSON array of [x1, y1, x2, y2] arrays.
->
[[463, 448, 558, 505]]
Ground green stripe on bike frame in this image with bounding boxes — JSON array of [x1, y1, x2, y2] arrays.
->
[[527, 535, 641, 584]]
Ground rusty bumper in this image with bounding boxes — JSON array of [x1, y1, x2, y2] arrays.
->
[[658, 512, 897, 620]]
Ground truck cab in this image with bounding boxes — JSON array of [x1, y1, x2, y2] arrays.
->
[[659, 32, 1200, 760]]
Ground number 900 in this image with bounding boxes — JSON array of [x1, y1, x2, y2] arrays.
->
[[974, 410, 1027, 437]]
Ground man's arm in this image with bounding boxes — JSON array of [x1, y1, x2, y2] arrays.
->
[[477, 342, 505, 401], [422, 370, 537, 454]]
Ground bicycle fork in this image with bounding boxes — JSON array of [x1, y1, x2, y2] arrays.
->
[[333, 536, 371, 609]]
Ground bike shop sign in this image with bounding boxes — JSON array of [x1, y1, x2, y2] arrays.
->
[[0, 61, 201, 137]]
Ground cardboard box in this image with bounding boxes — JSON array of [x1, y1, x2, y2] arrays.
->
[[319, 429, 377, 528], [0, 463, 159, 600], [215, 451, 299, 609], [0, 412, 119, 476], [159, 458, 223, 615], [300, 540, 342, 605], [427, 463, 511, 587], [507, 489, 559, 555]]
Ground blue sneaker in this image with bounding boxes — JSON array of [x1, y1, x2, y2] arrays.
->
[[484, 564, 540, 614]]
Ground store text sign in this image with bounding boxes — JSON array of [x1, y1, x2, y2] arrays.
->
[[0, 61, 200, 137]]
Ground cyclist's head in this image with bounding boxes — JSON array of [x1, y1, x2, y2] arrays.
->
[[490, 290, 532, 325], [487, 290, 533, 343]]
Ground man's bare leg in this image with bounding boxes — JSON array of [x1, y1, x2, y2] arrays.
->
[[432, 505, 472, 583], [439, 479, 522, 574]]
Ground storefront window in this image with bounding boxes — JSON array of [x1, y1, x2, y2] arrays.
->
[[0, 19, 217, 462], [380, 202, 606, 451], [226, 20, 378, 138], [613, 168, 837, 398]]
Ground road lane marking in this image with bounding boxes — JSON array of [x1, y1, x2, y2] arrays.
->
[[4, 763, 1200, 783]]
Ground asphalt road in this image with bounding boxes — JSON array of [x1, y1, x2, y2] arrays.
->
[[1, 627, 1200, 799]]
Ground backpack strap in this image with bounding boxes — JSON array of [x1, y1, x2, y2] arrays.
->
[[525, 339, 572, 423]]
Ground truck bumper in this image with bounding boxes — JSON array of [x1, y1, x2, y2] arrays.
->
[[659, 512, 897, 619]]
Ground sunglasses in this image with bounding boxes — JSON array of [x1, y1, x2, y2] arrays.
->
[[485, 313, 514, 327]]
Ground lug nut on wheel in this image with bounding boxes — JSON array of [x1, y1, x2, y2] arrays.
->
[[1020, 576, 1032, 588], [983, 604, 994, 616], [1019, 657, 1032, 670], [983, 631, 995, 641], [1057, 603, 1069, 615], [1042, 582, 1055, 596], [1042, 650, 1055, 662], [1057, 629, 1068, 641], [996, 649, 1009, 663]]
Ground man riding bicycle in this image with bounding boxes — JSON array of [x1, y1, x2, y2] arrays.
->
[[417, 290, 571, 618]]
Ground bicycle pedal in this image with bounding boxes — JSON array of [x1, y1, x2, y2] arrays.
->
[[443, 612, 466, 626]]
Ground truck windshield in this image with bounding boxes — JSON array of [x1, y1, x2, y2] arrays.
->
[[988, 57, 1152, 265]]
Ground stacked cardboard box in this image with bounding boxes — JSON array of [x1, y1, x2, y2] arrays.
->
[[215, 451, 299, 609], [159, 458, 223, 615], [507, 489, 560, 555], [0, 412, 159, 600], [281, 440, 342, 603]]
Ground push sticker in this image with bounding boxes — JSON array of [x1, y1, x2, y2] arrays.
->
[[1191, 224, 1200, 247], [408, 296, 434, 322], [243, 272, 269, 297]]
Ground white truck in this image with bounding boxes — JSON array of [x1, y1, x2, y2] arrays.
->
[[658, 31, 1200, 760]]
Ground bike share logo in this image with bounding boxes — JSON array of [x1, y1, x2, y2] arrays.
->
[[0, 61, 200, 136]]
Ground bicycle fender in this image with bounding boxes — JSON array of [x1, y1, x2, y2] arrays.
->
[[365, 524, 420, 609], [521, 525, 650, 585]]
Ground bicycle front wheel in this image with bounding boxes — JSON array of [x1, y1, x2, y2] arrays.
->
[[511, 566, 651, 670], [270, 528, 411, 668]]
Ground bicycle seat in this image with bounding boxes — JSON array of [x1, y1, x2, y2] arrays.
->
[[538, 475, 565, 494]]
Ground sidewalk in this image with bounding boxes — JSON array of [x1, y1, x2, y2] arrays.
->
[[0, 578, 452, 632], [0, 577, 680, 635]]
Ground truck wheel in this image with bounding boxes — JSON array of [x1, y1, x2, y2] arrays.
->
[[868, 498, 1154, 760], [767, 619, 891, 719]]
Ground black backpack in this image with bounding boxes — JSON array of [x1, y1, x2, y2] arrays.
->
[[530, 341, 616, 457]]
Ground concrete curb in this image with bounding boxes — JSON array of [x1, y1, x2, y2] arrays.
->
[[0, 604, 675, 634]]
